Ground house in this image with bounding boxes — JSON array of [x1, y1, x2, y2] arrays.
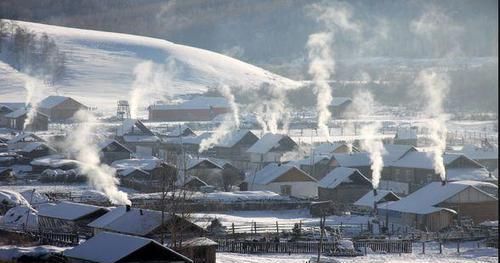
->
[[317, 167, 373, 204], [393, 127, 418, 146], [287, 154, 331, 180], [97, 139, 133, 164], [5, 108, 49, 131], [15, 142, 57, 160], [176, 237, 217, 263], [116, 119, 160, 157], [183, 176, 209, 191], [185, 158, 223, 187], [458, 143, 498, 172], [387, 152, 497, 193], [0, 104, 14, 127], [163, 125, 196, 138], [246, 133, 298, 167], [209, 130, 259, 167], [7, 133, 46, 151], [328, 97, 352, 118], [313, 142, 359, 155], [64, 231, 193, 263], [379, 181, 498, 231], [148, 96, 231, 122], [38, 95, 88, 122], [329, 152, 372, 178], [38, 201, 109, 237], [160, 133, 212, 161], [113, 159, 176, 192], [353, 190, 400, 212], [31, 154, 81, 173], [87, 206, 205, 242], [243, 163, 318, 198]]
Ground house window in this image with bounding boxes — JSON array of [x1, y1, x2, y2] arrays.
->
[[280, 185, 292, 196], [393, 168, 401, 176]]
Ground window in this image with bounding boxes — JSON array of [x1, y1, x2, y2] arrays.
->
[[280, 185, 292, 196]]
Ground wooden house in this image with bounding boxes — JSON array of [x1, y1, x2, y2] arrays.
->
[[148, 96, 230, 122], [183, 176, 209, 191], [5, 108, 48, 131], [116, 119, 160, 157], [185, 158, 224, 187], [87, 206, 205, 242], [379, 181, 498, 231], [64, 231, 193, 263], [177, 237, 217, 263], [38, 201, 109, 237], [246, 133, 298, 167], [209, 130, 259, 165], [287, 154, 331, 180], [318, 167, 373, 204], [393, 127, 418, 146], [328, 97, 352, 118], [313, 142, 359, 155], [97, 139, 132, 164], [329, 152, 372, 178], [243, 163, 318, 198], [353, 190, 400, 212], [458, 143, 498, 172], [0, 104, 14, 127], [38, 95, 88, 122], [114, 160, 175, 192], [15, 142, 56, 160]]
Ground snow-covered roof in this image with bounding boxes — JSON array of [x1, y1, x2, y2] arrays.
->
[[19, 142, 55, 153], [331, 152, 371, 167], [182, 237, 218, 247], [5, 108, 28, 118], [0, 190, 30, 207], [313, 142, 356, 155], [394, 127, 418, 140], [318, 167, 370, 189], [288, 154, 330, 167], [330, 97, 352, 107], [382, 144, 417, 164], [164, 125, 195, 137], [149, 96, 229, 110], [117, 167, 149, 177], [164, 133, 211, 145], [245, 163, 316, 185], [63, 231, 191, 263], [97, 139, 132, 153], [246, 133, 296, 154], [31, 155, 81, 168], [37, 201, 107, 220], [391, 152, 470, 170], [0, 205, 38, 230], [446, 168, 494, 181], [354, 190, 400, 208], [460, 144, 498, 161], [382, 181, 497, 215], [20, 190, 49, 205], [88, 207, 167, 236], [122, 135, 159, 143], [38, 96, 70, 109], [8, 133, 45, 144], [111, 158, 161, 171], [213, 130, 257, 148], [0, 102, 25, 111], [116, 119, 154, 137], [187, 158, 223, 170]]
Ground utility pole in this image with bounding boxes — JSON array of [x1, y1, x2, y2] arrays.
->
[[160, 164, 167, 245], [317, 215, 326, 263]]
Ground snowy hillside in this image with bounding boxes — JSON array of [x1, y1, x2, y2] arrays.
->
[[0, 20, 299, 112]]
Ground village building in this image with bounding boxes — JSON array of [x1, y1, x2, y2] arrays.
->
[[38, 95, 88, 122], [182, 176, 209, 191], [162, 125, 197, 138], [7, 133, 46, 150], [393, 127, 418, 146], [148, 97, 231, 122], [379, 181, 498, 231], [0, 104, 14, 127], [4, 108, 49, 131], [31, 154, 81, 174], [246, 133, 298, 168], [328, 97, 353, 118], [287, 154, 332, 180], [208, 130, 259, 168], [97, 139, 133, 164], [115, 119, 160, 157], [386, 152, 497, 193], [64, 231, 193, 263], [329, 152, 372, 178], [14, 142, 57, 160], [317, 167, 373, 204], [87, 206, 205, 242], [38, 201, 109, 237], [353, 189, 400, 213], [176, 237, 217, 263], [160, 133, 211, 161], [185, 158, 223, 187], [242, 163, 318, 198], [113, 159, 175, 192], [457, 143, 498, 172], [313, 142, 359, 155]]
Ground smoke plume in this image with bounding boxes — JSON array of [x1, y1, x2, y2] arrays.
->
[[415, 69, 449, 181], [199, 85, 239, 152], [306, 2, 360, 140], [352, 90, 386, 190], [23, 77, 50, 130], [129, 59, 176, 119], [248, 82, 290, 134], [67, 110, 131, 205]]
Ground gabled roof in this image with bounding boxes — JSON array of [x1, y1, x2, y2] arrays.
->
[[97, 139, 132, 153], [213, 129, 258, 148], [187, 158, 223, 170], [354, 190, 400, 208], [182, 237, 218, 247], [116, 119, 154, 137], [165, 125, 195, 137], [313, 142, 358, 155], [391, 152, 480, 170], [460, 144, 498, 160], [117, 167, 149, 177], [5, 108, 28, 118], [38, 96, 72, 109], [149, 96, 229, 110], [383, 144, 418, 164], [63, 231, 192, 263], [331, 152, 371, 167], [245, 163, 316, 185], [19, 142, 55, 153], [288, 154, 331, 167], [8, 133, 45, 144], [446, 168, 494, 181], [246, 133, 297, 154], [37, 201, 107, 221], [319, 167, 371, 189], [382, 181, 498, 215], [0, 103, 25, 111], [111, 158, 161, 172]]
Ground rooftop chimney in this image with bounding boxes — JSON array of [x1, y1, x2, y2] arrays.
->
[[140, 209, 143, 215], [126, 204, 131, 212], [373, 189, 378, 196], [441, 180, 446, 186]]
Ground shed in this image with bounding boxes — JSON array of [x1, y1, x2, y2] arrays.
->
[[176, 237, 217, 263], [64, 231, 193, 263], [328, 97, 352, 118]]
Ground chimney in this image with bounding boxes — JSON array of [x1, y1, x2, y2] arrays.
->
[[441, 180, 446, 186], [140, 209, 143, 215], [373, 189, 378, 196], [126, 204, 131, 212]]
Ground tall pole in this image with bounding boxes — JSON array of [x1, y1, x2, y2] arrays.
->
[[160, 165, 166, 245]]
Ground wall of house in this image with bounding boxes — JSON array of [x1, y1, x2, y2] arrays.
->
[[149, 107, 230, 121], [318, 184, 372, 203], [41, 99, 86, 122], [101, 151, 131, 164], [248, 181, 318, 198]]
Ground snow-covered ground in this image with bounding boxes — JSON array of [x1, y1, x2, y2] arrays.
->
[[0, 20, 299, 114]]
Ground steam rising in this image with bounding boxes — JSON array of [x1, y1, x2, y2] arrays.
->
[[415, 69, 449, 181], [199, 85, 239, 152], [307, 2, 360, 140], [23, 77, 49, 130], [249, 83, 290, 134], [352, 90, 386, 189], [129, 59, 176, 119], [67, 110, 131, 205]]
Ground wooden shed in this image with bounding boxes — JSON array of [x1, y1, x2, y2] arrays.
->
[[177, 237, 217, 263]]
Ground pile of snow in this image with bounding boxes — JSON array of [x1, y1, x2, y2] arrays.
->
[[0, 190, 30, 208], [0, 246, 67, 262], [479, 220, 498, 227], [0, 206, 38, 230], [1, 20, 299, 112], [462, 248, 498, 258]]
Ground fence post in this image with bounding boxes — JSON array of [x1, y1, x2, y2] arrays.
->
[[457, 241, 460, 254], [422, 242, 425, 254], [232, 223, 235, 235], [439, 242, 442, 254], [276, 221, 279, 234]]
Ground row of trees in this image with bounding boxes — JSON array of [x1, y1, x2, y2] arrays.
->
[[0, 20, 66, 84]]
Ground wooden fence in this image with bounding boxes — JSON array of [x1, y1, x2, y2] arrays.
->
[[216, 239, 412, 254]]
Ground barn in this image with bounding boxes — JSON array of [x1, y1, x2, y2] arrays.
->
[[317, 167, 373, 204], [4, 108, 49, 131], [38, 95, 88, 122], [148, 97, 231, 122], [243, 163, 318, 198]]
